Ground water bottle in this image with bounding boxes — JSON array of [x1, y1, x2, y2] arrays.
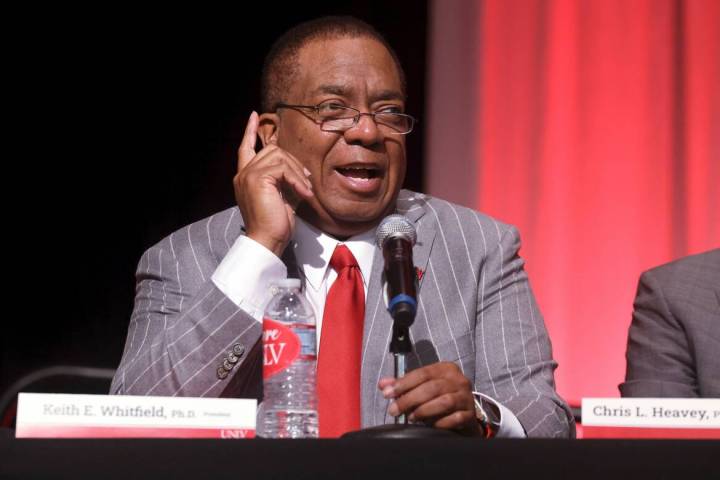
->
[[260, 278, 318, 438]]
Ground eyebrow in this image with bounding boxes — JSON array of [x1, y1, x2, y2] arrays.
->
[[371, 89, 406, 103], [310, 84, 406, 103], [312, 84, 350, 97]]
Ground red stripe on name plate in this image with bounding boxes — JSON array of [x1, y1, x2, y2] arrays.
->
[[582, 426, 720, 439], [15, 425, 255, 439]]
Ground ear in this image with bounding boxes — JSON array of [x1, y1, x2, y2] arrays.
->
[[258, 113, 280, 147]]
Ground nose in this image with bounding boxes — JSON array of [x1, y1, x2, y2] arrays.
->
[[343, 112, 384, 146]]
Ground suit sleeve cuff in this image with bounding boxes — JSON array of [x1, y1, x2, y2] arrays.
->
[[474, 392, 527, 438], [211, 235, 287, 322]]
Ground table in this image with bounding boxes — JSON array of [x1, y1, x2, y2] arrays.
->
[[1, 436, 717, 479]]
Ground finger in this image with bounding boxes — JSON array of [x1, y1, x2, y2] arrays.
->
[[282, 149, 312, 180], [388, 363, 445, 398], [244, 147, 312, 193], [406, 392, 468, 423], [378, 377, 396, 390], [379, 377, 397, 398], [251, 161, 314, 200], [241, 143, 279, 172], [391, 362, 465, 398], [279, 152, 313, 193], [277, 149, 312, 191], [387, 378, 447, 417], [272, 159, 313, 199], [237, 111, 259, 170], [431, 410, 477, 432]]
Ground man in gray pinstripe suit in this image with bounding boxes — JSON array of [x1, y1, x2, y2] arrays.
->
[[112, 16, 574, 438]]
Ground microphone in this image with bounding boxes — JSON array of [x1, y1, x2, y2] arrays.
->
[[376, 215, 417, 328]]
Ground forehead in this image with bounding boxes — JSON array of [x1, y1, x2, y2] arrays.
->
[[291, 36, 404, 103]]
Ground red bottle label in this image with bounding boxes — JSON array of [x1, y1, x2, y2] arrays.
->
[[262, 318, 301, 379]]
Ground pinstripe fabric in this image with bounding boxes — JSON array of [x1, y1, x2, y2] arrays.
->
[[620, 249, 720, 397], [111, 190, 574, 437]]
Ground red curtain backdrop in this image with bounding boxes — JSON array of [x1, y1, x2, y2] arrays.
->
[[428, 0, 719, 404]]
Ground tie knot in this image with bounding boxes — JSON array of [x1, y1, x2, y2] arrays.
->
[[330, 244, 359, 271]]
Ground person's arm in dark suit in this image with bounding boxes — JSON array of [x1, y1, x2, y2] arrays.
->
[[620, 269, 698, 397]]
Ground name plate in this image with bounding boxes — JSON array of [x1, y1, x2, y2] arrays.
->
[[15, 393, 257, 439], [582, 397, 720, 439]]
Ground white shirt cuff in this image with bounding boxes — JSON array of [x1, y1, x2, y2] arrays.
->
[[474, 392, 527, 438], [211, 235, 287, 322]]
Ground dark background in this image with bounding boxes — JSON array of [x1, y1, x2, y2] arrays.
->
[[2, 3, 428, 397]]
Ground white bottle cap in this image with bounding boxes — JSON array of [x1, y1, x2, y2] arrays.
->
[[275, 278, 301, 289]]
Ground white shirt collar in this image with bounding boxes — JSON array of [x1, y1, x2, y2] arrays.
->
[[292, 217, 376, 291]]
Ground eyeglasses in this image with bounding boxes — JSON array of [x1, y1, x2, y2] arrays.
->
[[275, 103, 417, 135]]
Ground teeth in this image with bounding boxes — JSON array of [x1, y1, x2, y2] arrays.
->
[[338, 167, 376, 180]]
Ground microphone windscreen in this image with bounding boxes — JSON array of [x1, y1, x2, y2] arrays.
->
[[376, 214, 417, 248]]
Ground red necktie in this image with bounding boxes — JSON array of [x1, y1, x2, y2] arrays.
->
[[317, 244, 365, 437]]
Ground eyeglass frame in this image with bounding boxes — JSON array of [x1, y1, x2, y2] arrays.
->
[[274, 102, 418, 135]]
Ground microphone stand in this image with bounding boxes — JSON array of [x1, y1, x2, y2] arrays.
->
[[343, 298, 458, 439], [390, 322, 412, 426], [344, 223, 459, 439]]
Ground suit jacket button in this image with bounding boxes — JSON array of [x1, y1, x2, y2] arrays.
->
[[217, 366, 229, 380], [228, 352, 239, 364], [222, 358, 234, 371], [232, 344, 246, 357]]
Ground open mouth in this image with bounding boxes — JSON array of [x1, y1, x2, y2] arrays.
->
[[335, 166, 381, 180], [333, 165, 383, 194]]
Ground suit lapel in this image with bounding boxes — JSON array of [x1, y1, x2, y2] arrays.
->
[[360, 191, 437, 427], [267, 192, 438, 428]]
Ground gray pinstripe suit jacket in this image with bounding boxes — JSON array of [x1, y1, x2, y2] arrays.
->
[[620, 249, 720, 397], [111, 190, 574, 437]]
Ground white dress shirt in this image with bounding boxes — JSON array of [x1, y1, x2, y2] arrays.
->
[[211, 217, 525, 437], [212, 218, 375, 348]]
